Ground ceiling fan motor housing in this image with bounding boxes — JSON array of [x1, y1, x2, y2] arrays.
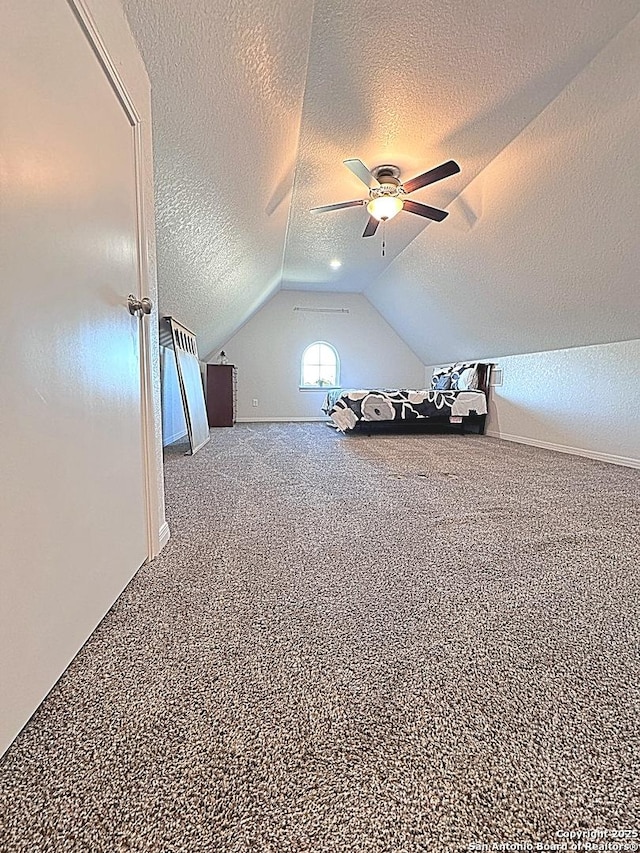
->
[[372, 164, 401, 182], [370, 165, 403, 199]]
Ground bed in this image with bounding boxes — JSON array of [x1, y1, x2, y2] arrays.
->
[[322, 362, 491, 435]]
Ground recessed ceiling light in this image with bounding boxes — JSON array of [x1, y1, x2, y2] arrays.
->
[[329, 259, 342, 270]]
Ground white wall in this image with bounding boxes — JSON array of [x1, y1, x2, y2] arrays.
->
[[428, 339, 640, 468], [220, 290, 425, 420]]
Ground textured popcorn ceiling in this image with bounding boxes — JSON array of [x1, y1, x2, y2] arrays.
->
[[122, 0, 640, 362], [121, 0, 315, 358]]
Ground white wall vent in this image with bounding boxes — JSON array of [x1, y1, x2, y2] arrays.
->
[[293, 307, 349, 314]]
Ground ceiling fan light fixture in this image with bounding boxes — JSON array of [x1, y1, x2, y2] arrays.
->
[[367, 195, 403, 222], [312, 158, 459, 232]]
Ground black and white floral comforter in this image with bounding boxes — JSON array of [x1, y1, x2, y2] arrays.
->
[[322, 388, 487, 432]]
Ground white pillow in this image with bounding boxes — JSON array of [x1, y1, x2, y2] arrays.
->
[[455, 367, 478, 390]]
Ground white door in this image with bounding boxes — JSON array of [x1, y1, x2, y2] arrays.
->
[[0, 0, 150, 754]]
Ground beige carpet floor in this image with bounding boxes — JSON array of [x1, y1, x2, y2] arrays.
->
[[0, 423, 639, 852]]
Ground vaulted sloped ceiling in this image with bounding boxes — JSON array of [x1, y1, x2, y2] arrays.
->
[[121, 0, 315, 357], [122, 0, 640, 363], [367, 6, 640, 362]]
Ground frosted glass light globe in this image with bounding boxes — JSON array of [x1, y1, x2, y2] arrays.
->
[[367, 195, 403, 221]]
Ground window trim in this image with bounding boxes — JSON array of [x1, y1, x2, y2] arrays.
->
[[299, 340, 340, 390]]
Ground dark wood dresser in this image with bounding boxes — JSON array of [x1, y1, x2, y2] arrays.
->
[[205, 364, 237, 427]]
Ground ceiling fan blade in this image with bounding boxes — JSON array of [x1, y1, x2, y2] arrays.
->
[[343, 158, 378, 189], [362, 216, 379, 237], [403, 160, 460, 195], [310, 199, 366, 214], [402, 200, 449, 222]]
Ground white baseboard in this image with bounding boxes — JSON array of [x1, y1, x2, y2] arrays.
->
[[485, 430, 640, 469], [158, 521, 170, 550], [149, 520, 170, 561], [163, 429, 188, 447], [235, 417, 329, 423]]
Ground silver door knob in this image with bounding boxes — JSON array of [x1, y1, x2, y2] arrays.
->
[[127, 294, 153, 316]]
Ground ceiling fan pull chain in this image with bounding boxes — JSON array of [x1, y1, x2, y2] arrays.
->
[[382, 220, 386, 257]]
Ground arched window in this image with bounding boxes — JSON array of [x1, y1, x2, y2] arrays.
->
[[301, 341, 340, 388]]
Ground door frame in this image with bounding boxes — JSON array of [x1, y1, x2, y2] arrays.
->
[[67, 0, 167, 560]]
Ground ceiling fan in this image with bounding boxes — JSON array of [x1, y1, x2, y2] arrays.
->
[[310, 158, 460, 237]]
